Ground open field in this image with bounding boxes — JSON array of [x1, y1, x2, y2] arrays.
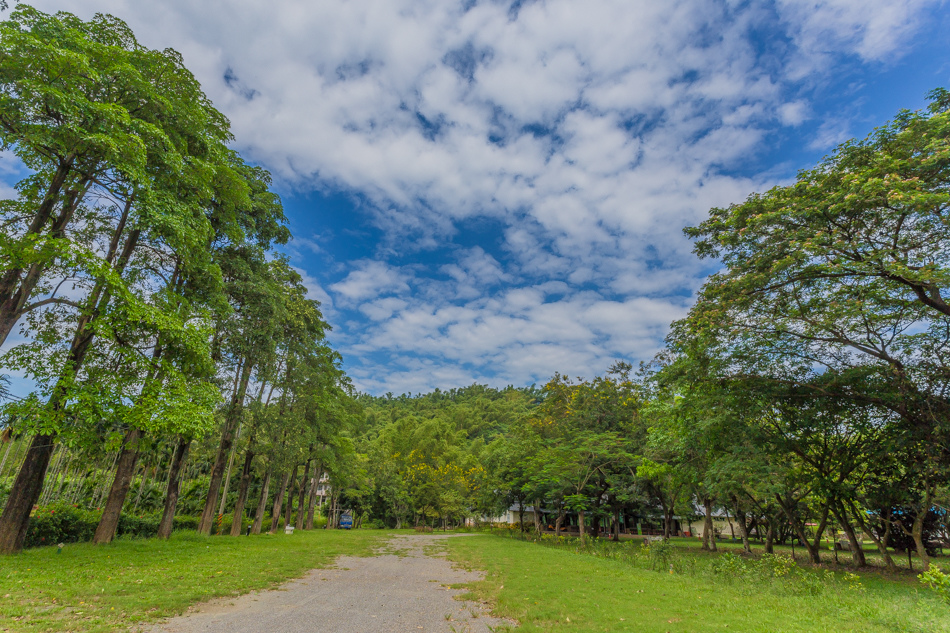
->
[[445, 533, 950, 633], [0, 530, 383, 633], [2, 529, 947, 633]]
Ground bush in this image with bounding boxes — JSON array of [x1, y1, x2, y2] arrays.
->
[[919, 566, 950, 604], [25, 505, 96, 547], [24, 504, 200, 548]]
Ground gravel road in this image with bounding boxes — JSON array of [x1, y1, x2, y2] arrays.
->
[[143, 534, 508, 633]]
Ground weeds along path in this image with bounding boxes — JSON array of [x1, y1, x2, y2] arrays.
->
[[144, 534, 507, 633]]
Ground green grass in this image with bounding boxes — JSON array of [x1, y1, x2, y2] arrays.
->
[[0, 529, 383, 632], [445, 534, 950, 633]]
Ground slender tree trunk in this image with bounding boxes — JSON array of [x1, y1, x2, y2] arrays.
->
[[0, 437, 14, 478], [306, 464, 323, 530], [0, 159, 78, 347], [577, 509, 586, 544], [305, 476, 318, 530], [732, 496, 751, 554], [157, 438, 190, 539], [269, 472, 290, 534], [613, 508, 621, 542], [832, 501, 866, 567], [217, 433, 239, 517], [198, 360, 254, 534], [93, 428, 145, 544], [903, 485, 934, 570], [230, 445, 256, 537], [251, 470, 271, 535], [662, 504, 674, 539], [535, 499, 543, 535], [702, 497, 717, 551], [764, 516, 775, 554], [776, 493, 825, 565], [284, 464, 299, 529], [295, 460, 311, 530]]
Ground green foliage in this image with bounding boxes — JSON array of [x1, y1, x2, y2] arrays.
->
[[919, 566, 950, 604], [23, 504, 199, 548]]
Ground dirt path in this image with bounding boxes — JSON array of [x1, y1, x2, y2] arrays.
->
[[143, 534, 508, 633]]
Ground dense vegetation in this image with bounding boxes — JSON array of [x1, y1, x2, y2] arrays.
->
[[0, 5, 947, 609]]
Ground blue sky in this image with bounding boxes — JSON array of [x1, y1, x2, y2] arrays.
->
[[9, 0, 950, 395]]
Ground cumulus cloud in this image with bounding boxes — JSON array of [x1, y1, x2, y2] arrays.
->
[[20, 0, 943, 392]]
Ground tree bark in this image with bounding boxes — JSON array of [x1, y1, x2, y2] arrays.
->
[[535, 499, 543, 535], [269, 471, 290, 534], [198, 360, 254, 534], [577, 509, 586, 544], [251, 470, 270, 535], [613, 508, 621, 542], [93, 428, 144, 544], [157, 438, 190, 539]]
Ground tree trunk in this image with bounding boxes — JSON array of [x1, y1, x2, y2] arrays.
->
[[157, 438, 190, 539], [518, 500, 525, 539], [305, 476, 318, 530], [764, 516, 775, 554], [295, 460, 311, 530], [663, 505, 674, 540], [284, 464, 299, 529], [776, 493, 825, 565], [577, 509, 586, 544], [198, 360, 253, 534], [269, 471, 290, 534], [251, 470, 270, 535], [0, 433, 57, 553], [93, 428, 144, 544], [832, 501, 866, 567], [732, 496, 751, 554], [306, 465, 323, 530], [217, 435, 239, 517], [613, 508, 621, 542], [230, 446, 256, 536], [0, 159, 79, 347], [702, 497, 717, 551], [555, 507, 565, 537], [534, 499, 543, 535]]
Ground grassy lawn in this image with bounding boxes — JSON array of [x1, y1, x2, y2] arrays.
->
[[445, 533, 950, 633], [0, 529, 383, 632]]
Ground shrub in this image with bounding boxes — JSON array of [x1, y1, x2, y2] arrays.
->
[[24, 504, 201, 548], [919, 566, 950, 604]]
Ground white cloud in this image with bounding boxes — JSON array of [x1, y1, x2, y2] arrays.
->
[[329, 260, 410, 304], [17, 0, 942, 392]]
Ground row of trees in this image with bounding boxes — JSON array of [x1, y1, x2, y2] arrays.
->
[[0, 7, 356, 553], [484, 89, 950, 570]]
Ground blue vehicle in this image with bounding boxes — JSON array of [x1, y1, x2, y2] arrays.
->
[[340, 513, 353, 529]]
